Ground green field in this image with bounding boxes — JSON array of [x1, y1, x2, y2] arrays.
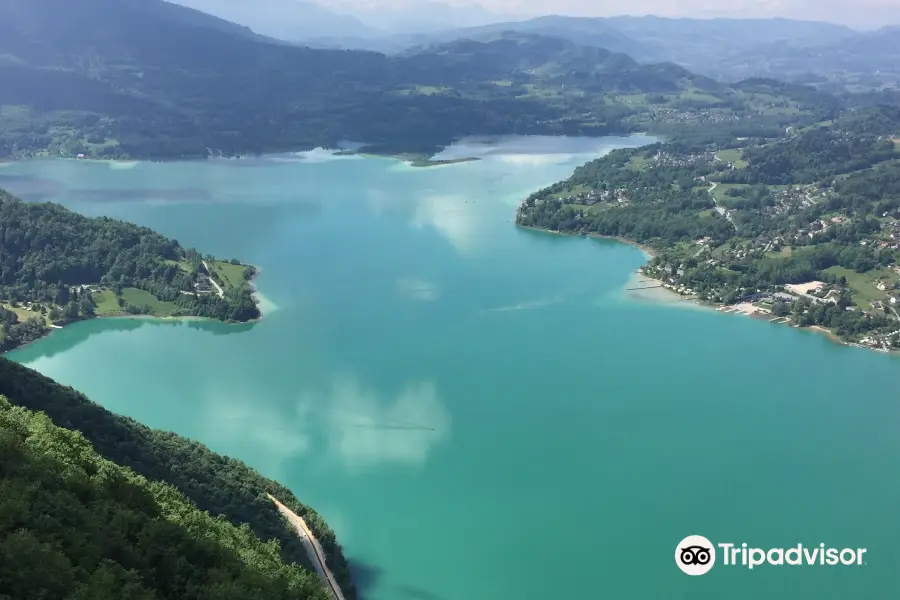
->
[[209, 261, 251, 291], [767, 246, 794, 258], [92, 287, 181, 317], [711, 182, 750, 202], [824, 267, 900, 305], [91, 288, 121, 315], [122, 288, 180, 316], [2, 303, 47, 324], [715, 149, 747, 169]]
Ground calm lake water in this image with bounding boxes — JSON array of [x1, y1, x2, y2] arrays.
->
[[5, 136, 900, 599]]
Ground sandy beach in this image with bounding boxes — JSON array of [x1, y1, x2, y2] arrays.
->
[[621, 271, 709, 308]]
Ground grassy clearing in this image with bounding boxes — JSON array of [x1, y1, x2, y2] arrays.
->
[[626, 155, 650, 171], [715, 149, 748, 169], [209, 261, 251, 291], [162, 259, 193, 273], [768, 246, 794, 258], [711, 183, 750, 201], [93, 287, 180, 317], [91, 289, 122, 316], [824, 266, 899, 305], [121, 288, 180, 317], [2, 303, 47, 324]]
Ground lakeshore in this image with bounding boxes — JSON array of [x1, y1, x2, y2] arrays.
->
[[526, 225, 899, 354]]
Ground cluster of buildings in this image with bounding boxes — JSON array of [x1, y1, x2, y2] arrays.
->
[[637, 106, 736, 126], [650, 149, 716, 168]]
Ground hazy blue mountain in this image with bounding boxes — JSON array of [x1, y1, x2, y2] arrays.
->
[[303, 14, 647, 56], [344, 0, 504, 34], [168, 0, 381, 40], [743, 26, 900, 90], [606, 15, 857, 56], [434, 16, 648, 57]]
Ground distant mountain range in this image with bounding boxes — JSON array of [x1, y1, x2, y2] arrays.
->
[[278, 12, 899, 89], [1, 0, 751, 159], [167, 0, 508, 40]]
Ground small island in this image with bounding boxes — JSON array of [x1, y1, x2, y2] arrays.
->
[[0, 190, 261, 353]]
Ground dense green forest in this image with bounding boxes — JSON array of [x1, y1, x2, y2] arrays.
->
[[0, 394, 332, 600], [0, 190, 259, 352], [0, 358, 357, 598], [0, 0, 838, 159], [720, 130, 896, 185]]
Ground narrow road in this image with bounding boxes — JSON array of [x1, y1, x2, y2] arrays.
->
[[201, 260, 225, 298], [267, 493, 346, 600], [708, 181, 736, 230]]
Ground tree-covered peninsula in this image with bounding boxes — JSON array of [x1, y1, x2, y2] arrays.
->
[[0, 357, 356, 599], [0, 190, 260, 352], [517, 107, 900, 351]]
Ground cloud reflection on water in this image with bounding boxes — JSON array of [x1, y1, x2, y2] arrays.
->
[[411, 194, 482, 256], [397, 277, 440, 302], [302, 376, 451, 470], [200, 375, 450, 473]]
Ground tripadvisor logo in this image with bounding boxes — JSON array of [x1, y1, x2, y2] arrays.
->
[[675, 535, 867, 576]]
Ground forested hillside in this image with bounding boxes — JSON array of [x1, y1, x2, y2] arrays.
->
[[0, 190, 259, 351], [0, 358, 357, 598], [0, 394, 331, 600]]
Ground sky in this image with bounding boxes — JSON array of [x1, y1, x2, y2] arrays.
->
[[322, 0, 900, 29]]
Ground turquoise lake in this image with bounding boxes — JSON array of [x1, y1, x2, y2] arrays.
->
[[3, 135, 900, 599]]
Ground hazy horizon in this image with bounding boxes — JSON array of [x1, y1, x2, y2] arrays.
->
[[175, 0, 900, 31]]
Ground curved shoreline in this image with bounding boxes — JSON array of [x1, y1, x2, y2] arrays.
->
[[518, 224, 898, 355]]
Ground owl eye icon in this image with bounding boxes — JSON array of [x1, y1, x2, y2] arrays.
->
[[680, 546, 711, 566], [675, 536, 716, 575]]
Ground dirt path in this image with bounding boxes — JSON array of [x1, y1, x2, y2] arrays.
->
[[267, 493, 346, 600], [201, 260, 225, 298]]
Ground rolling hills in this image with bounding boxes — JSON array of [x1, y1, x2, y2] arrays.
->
[[0, 0, 836, 159]]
